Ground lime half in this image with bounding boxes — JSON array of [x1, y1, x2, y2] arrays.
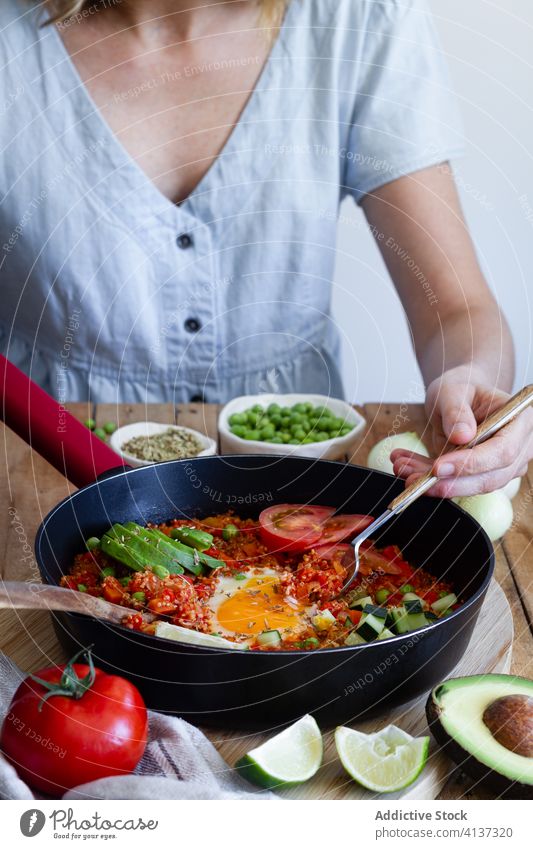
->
[[335, 724, 429, 793], [236, 715, 323, 789]]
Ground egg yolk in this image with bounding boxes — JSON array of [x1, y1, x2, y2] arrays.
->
[[216, 575, 304, 637]]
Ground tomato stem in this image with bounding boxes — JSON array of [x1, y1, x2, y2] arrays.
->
[[30, 647, 96, 711]]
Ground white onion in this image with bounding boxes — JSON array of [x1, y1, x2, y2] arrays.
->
[[501, 477, 521, 500], [367, 432, 429, 475], [456, 490, 513, 541]]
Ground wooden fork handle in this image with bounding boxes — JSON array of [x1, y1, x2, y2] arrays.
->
[[388, 384, 533, 514], [0, 581, 143, 625]]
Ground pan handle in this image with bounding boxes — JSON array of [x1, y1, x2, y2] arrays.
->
[[0, 354, 125, 488]]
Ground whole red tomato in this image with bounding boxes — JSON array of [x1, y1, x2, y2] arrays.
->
[[0, 649, 148, 795]]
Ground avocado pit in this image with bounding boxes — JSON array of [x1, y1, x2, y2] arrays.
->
[[482, 694, 533, 757]]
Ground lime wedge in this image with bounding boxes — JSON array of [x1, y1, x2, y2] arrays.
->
[[236, 715, 323, 789], [335, 724, 429, 793]]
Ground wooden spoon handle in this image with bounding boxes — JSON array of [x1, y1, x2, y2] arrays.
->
[[388, 384, 533, 514], [0, 581, 149, 625]]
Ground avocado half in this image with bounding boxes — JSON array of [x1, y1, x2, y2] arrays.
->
[[426, 674, 533, 798]]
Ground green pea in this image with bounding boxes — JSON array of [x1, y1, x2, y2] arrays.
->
[[119, 576, 131, 587], [85, 536, 100, 551], [260, 426, 276, 440], [280, 432, 291, 443], [304, 637, 320, 648], [288, 438, 300, 445], [439, 589, 450, 598], [244, 429, 261, 440], [300, 417, 311, 432], [293, 428, 306, 441], [291, 403, 307, 414], [229, 412, 247, 426], [340, 426, 353, 436], [77, 583, 87, 592], [222, 523, 239, 542], [84, 418, 96, 431], [94, 428, 107, 441], [103, 421, 117, 434], [269, 413, 282, 428], [289, 412, 304, 425], [316, 432, 330, 441], [302, 438, 315, 444], [246, 411, 260, 426], [267, 403, 281, 415], [251, 404, 264, 413], [375, 588, 390, 604], [400, 584, 414, 594], [267, 436, 283, 444], [132, 591, 146, 602], [101, 566, 116, 578], [231, 425, 247, 438], [151, 564, 170, 580]]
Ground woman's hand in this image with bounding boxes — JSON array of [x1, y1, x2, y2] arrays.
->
[[391, 366, 533, 498]]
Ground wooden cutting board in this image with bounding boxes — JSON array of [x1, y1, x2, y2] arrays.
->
[[204, 579, 513, 800]]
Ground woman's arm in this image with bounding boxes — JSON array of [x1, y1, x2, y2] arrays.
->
[[361, 162, 532, 496]]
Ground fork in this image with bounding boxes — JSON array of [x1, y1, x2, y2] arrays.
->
[[337, 384, 533, 597]]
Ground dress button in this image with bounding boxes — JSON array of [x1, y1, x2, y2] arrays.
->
[[190, 393, 205, 403], [184, 317, 201, 333], [177, 233, 193, 249]]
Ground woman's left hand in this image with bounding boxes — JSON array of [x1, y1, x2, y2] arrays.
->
[[390, 366, 533, 498]]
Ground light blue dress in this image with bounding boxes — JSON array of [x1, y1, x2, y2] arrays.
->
[[0, 0, 463, 403]]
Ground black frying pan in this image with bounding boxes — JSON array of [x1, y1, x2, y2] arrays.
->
[[1, 356, 494, 728]]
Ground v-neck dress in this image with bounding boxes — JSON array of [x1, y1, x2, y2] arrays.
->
[[0, 0, 463, 403]]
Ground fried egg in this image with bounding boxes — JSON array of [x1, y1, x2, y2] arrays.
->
[[208, 568, 306, 640]]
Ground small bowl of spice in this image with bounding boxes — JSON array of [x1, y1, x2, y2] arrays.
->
[[110, 422, 217, 468]]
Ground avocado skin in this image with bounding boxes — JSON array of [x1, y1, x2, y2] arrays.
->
[[426, 685, 533, 800]]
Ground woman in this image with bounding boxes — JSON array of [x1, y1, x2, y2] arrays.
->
[[0, 0, 530, 495]]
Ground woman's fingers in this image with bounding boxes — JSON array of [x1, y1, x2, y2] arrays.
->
[[433, 409, 533, 479], [405, 465, 528, 499], [432, 381, 478, 445], [393, 409, 533, 497]]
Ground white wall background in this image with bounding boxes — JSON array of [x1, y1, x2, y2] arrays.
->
[[332, 0, 533, 404]]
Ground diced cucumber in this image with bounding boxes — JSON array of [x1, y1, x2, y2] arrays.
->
[[349, 595, 372, 611], [356, 612, 386, 641], [404, 598, 424, 614], [345, 630, 366, 646], [402, 591, 422, 602], [312, 609, 336, 631], [405, 611, 428, 631], [376, 627, 396, 641], [362, 604, 388, 620], [390, 605, 410, 635], [431, 592, 457, 614], [347, 586, 370, 603], [256, 629, 282, 647]]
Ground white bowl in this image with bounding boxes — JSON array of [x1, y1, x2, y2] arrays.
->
[[218, 394, 366, 460], [110, 421, 217, 468]]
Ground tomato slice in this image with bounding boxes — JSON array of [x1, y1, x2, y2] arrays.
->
[[259, 504, 335, 553], [312, 542, 354, 574], [318, 513, 374, 545]]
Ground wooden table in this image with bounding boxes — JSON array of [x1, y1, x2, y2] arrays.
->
[[1, 401, 532, 800]]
